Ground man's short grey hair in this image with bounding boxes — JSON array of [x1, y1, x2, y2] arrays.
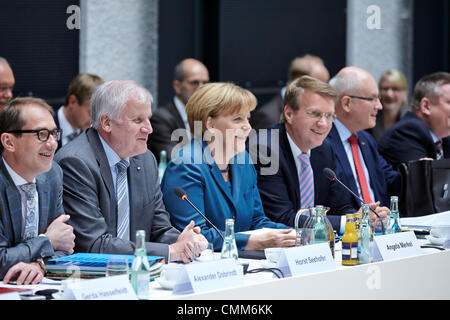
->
[[91, 80, 153, 129], [329, 71, 360, 97], [411, 72, 450, 110]]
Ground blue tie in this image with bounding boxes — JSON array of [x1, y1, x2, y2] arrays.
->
[[298, 153, 314, 209], [116, 160, 130, 240], [19, 183, 38, 241]]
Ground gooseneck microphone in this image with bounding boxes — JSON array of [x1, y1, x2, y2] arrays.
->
[[173, 187, 225, 241], [323, 168, 385, 234]]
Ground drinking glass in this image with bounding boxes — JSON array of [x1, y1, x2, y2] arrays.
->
[[105, 256, 130, 277]]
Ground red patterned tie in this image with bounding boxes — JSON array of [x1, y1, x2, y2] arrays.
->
[[348, 134, 372, 204]]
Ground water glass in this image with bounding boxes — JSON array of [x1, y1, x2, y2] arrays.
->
[[105, 256, 130, 277]]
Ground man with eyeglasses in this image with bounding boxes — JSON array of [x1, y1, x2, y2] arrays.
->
[[250, 76, 357, 233], [378, 72, 450, 168], [147, 58, 209, 163], [0, 97, 75, 285], [326, 66, 400, 212]]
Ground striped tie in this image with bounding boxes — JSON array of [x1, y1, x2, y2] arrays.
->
[[116, 160, 130, 240], [298, 153, 314, 209]]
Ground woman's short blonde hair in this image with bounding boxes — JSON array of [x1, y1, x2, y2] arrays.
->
[[186, 82, 257, 138], [379, 69, 407, 90]]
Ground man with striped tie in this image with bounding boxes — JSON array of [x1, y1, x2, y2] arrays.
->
[[55, 80, 207, 263], [252, 76, 357, 233], [0, 97, 75, 284]]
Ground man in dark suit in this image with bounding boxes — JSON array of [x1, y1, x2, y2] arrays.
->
[[147, 58, 209, 163], [378, 72, 450, 168], [55, 80, 207, 263], [250, 76, 359, 233], [326, 66, 400, 209], [54, 73, 104, 150], [250, 54, 330, 131], [0, 97, 75, 284]]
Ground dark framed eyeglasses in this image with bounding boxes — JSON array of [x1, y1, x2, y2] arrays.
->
[[6, 128, 62, 142], [348, 95, 381, 103]]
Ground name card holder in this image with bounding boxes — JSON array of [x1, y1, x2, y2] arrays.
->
[[61, 274, 137, 300], [277, 242, 336, 277], [372, 231, 421, 262], [172, 259, 244, 295]]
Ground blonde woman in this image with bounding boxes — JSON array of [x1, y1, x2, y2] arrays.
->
[[161, 82, 295, 252], [368, 69, 408, 142]]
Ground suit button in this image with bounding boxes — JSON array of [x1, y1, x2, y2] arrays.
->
[[232, 216, 236, 220]]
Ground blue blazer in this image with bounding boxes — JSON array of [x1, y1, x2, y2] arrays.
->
[[325, 124, 401, 208], [161, 139, 289, 251], [378, 111, 450, 168], [249, 124, 357, 232], [0, 159, 65, 279]]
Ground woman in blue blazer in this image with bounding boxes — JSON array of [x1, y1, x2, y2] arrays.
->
[[161, 82, 295, 251]]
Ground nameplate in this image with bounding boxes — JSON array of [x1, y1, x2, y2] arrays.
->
[[61, 274, 137, 300], [172, 259, 243, 295], [277, 242, 336, 277], [373, 231, 421, 262]]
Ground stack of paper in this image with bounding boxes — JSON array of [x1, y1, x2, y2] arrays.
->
[[45, 253, 164, 280]]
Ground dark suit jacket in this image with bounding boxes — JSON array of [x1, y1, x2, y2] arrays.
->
[[249, 124, 357, 232], [54, 128, 180, 259], [378, 111, 450, 168], [0, 159, 65, 279], [250, 92, 284, 130], [147, 98, 189, 163], [326, 124, 401, 209]]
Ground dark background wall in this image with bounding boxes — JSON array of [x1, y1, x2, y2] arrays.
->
[[0, 0, 449, 109], [0, 0, 80, 108], [158, 0, 347, 108]]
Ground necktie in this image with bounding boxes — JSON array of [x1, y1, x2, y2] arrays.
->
[[348, 134, 373, 204], [298, 153, 314, 209], [19, 183, 38, 241], [436, 140, 443, 160], [116, 160, 130, 240]]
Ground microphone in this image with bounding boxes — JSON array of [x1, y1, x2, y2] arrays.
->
[[323, 168, 385, 234], [173, 187, 225, 242]]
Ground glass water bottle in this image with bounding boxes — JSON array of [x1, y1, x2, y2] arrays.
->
[[357, 204, 372, 264], [386, 196, 402, 234], [130, 230, 151, 299], [220, 219, 238, 260]]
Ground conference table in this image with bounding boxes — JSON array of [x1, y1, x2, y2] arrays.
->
[[1, 211, 449, 300]]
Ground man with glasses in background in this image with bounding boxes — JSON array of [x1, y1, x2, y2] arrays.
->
[[326, 66, 400, 212], [0, 97, 75, 285], [0, 57, 15, 111], [147, 58, 209, 163], [250, 76, 358, 233]]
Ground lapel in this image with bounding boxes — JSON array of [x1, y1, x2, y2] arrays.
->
[[36, 174, 49, 234], [86, 128, 114, 201], [128, 156, 143, 243], [328, 125, 359, 194], [0, 159, 23, 243], [201, 141, 236, 211], [355, 131, 376, 190], [278, 124, 300, 204], [168, 99, 187, 129]]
